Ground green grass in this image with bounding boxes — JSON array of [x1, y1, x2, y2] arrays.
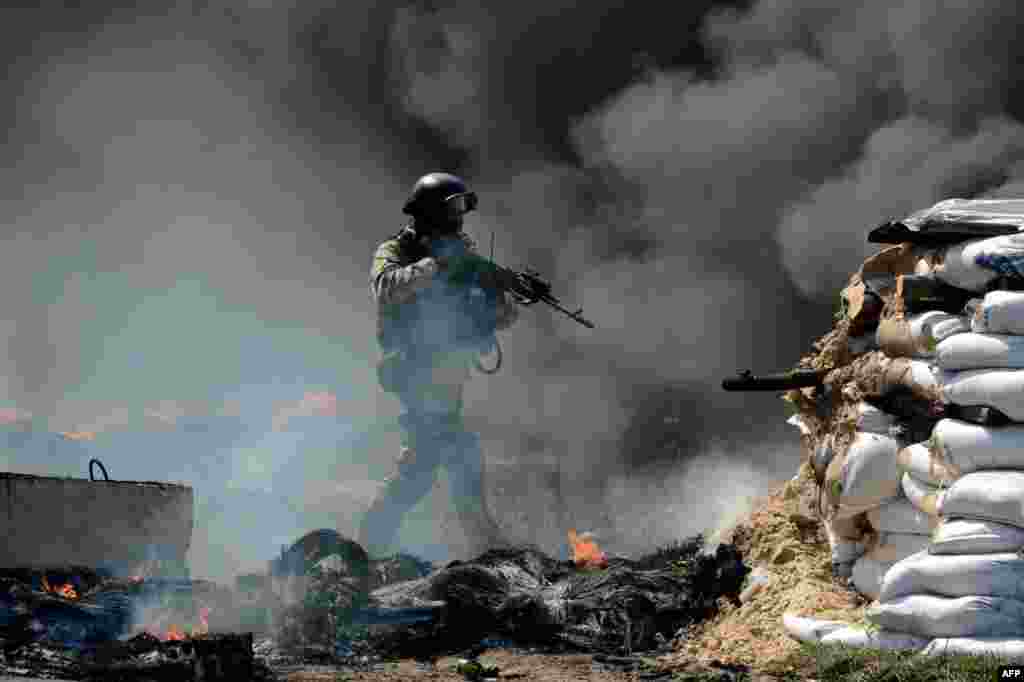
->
[[759, 641, 1017, 682]]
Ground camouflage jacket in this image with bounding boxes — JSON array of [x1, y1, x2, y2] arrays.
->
[[370, 225, 518, 354]]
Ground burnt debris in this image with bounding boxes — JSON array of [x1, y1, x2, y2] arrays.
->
[[363, 536, 748, 658]]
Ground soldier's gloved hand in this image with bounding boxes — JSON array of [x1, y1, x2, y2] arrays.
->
[[476, 261, 503, 291], [437, 254, 495, 287]]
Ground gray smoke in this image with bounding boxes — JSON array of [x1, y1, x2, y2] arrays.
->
[[4, 0, 1024, 581]]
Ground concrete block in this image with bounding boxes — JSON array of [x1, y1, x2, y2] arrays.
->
[[0, 472, 193, 575]]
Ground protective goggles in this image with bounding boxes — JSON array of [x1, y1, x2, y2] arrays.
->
[[443, 192, 478, 217]]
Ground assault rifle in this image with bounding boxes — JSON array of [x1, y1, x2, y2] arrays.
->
[[721, 368, 828, 392], [487, 264, 595, 329], [440, 248, 595, 329]]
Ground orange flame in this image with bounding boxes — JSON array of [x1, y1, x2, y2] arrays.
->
[[60, 431, 96, 441], [144, 606, 211, 641], [41, 576, 79, 600], [567, 528, 608, 570]]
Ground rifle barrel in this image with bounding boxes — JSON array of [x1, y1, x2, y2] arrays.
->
[[722, 369, 827, 392]]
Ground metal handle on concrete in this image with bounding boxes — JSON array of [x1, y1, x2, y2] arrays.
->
[[89, 458, 110, 482]]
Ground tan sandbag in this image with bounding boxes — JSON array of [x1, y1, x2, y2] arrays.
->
[[828, 513, 869, 541], [877, 312, 970, 359], [825, 513, 870, 564], [876, 316, 924, 358], [897, 443, 958, 487], [861, 243, 931, 280], [842, 280, 869, 325], [827, 352, 940, 403], [842, 245, 930, 330]]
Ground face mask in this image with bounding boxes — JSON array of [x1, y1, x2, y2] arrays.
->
[[430, 234, 468, 259], [417, 214, 463, 239]]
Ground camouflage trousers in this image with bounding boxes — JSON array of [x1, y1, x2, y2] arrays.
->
[[359, 384, 506, 558]]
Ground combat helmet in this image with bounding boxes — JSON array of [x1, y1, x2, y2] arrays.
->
[[402, 172, 478, 218]]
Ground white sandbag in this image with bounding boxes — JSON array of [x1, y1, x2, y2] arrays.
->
[[928, 314, 972, 343], [928, 419, 1024, 480], [825, 432, 903, 518], [897, 443, 947, 487], [930, 518, 1024, 555], [938, 368, 1024, 421], [856, 402, 897, 435], [901, 473, 945, 516], [821, 626, 930, 651], [904, 198, 1024, 231], [969, 232, 1024, 278], [933, 238, 1002, 292], [939, 471, 1024, 528], [934, 333, 1024, 371], [868, 531, 932, 563], [969, 290, 1024, 335], [867, 498, 938, 535], [880, 551, 1024, 602], [851, 534, 929, 601], [868, 594, 1024, 638], [783, 614, 929, 651], [903, 359, 942, 395], [936, 233, 1024, 292], [781, 614, 848, 643], [851, 554, 893, 601], [923, 637, 1024, 658]]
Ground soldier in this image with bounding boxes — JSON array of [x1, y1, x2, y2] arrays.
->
[[360, 172, 520, 558]]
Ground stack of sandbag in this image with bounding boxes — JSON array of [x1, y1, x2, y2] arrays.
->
[[865, 421, 1024, 656], [783, 198, 1024, 655], [870, 224, 1024, 655], [814, 361, 951, 599]]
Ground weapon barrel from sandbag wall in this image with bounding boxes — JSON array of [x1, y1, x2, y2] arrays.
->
[[721, 368, 829, 392]]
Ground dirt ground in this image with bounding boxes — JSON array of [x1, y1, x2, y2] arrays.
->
[[282, 648, 773, 681], [658, 467, 866, 677], [287, 651, 644, 681]]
